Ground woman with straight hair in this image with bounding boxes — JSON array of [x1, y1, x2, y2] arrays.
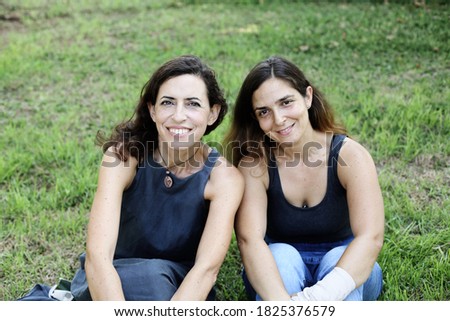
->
[[225, 56, 384, 301]]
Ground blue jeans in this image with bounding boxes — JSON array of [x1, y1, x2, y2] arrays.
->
[[71, 253, 215, 300], [243, 238, 383, 301]]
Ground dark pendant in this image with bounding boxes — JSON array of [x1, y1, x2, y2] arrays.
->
[[164, 174, 173, 188]]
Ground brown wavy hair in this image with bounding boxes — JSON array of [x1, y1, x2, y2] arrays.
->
[[96, 55, 228, 162], [224, 56, 347, 167]]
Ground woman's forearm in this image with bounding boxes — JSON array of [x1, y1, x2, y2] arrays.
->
[[239, 240, 291, 301], [85, 258, 125, 301], [170, 263, 218, 301], [336, 235, 383, 287]]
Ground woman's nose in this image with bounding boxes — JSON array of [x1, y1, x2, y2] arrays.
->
[[273, 108, 285, 126], [172, 104, 187, 122]]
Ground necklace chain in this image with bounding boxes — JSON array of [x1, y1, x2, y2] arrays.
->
[[157, 147, 199, 189], [157, 147, 198, 171]]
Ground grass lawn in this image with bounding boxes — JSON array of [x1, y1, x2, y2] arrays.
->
[[1, 0, 448, 301]]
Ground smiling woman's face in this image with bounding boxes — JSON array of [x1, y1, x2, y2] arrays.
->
[[252, 77, 313, 144], [149, 74, 220, 149]]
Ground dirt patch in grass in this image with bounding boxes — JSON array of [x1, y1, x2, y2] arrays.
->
[[411, 154, 450, 204], [379, 153, 449, 207], [0, 12, 23, 47]]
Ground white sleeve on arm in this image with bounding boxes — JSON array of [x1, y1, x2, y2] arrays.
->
[[291, 267, 356, 301]]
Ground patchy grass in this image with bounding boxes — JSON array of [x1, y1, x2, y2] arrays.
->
[[1, 0, 449, 300]]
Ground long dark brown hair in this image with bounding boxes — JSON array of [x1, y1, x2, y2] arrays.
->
[[224, 56, 347, 167], [96, 55, 228, 162]]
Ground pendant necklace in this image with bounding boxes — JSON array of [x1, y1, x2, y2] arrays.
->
[[157, 147, 198, 189]]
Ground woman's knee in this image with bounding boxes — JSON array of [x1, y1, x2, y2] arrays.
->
[[115, 258, 185, 300], [316, 246, 347, 280], [269, 243, 303, 267], [268, 243, 307, 294], [363, 262, 383, 301]]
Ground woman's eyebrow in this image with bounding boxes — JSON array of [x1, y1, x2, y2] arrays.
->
[[160, 96, 175, 100], [186, 97, 202, 102], [277, 94, 295, 102], [254, 94, 295, 110]]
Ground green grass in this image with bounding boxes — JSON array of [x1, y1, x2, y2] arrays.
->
[[1, 0, 448, 301]]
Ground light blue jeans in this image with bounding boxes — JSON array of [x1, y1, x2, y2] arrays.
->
[[243, 237, 383, 301]]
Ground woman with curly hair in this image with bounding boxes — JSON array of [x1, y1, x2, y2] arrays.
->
[[70, 55, 244, 300]]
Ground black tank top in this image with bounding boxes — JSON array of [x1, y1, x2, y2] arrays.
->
[[266, 135, 353, 243], [114, 148, 220, 264]]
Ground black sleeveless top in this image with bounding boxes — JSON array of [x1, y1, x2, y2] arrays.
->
[[114, 148, 220, 264], [266, 135, 353, 243]]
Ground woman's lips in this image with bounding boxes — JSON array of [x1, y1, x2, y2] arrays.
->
[[276, 123, 294, 136]]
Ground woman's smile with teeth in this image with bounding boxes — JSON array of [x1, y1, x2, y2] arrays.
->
[[169, 128, 190, 135]]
